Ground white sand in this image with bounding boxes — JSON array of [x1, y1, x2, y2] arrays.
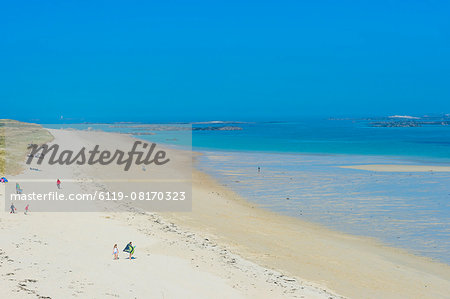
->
[[1, 128, 450, 298], [0, 129, 338, 298]]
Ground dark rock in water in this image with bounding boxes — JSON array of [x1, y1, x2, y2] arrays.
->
[[118, 132, 155, 135], [370, 121, 421, 127], [192, 126, 243, 131], [369, 119, 450, 128]]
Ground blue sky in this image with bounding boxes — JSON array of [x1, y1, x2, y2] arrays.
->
[[1, 0, 449, 122]]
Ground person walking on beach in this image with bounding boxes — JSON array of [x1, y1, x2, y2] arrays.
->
[[10, 203, 16, 214], [16, 183, 22, 194], [24, 204, 29, 215], [123, 242, 135, 260], [113, 244, 119, 260], [56, 179, 61, 189]]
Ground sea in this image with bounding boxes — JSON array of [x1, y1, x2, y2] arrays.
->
[[45, 117, 450, 263]]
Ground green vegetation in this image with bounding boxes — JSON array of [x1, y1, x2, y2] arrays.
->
[[0, 120, 53, 175]]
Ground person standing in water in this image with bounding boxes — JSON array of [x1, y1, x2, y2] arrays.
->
[[56, 179, 61, 189]]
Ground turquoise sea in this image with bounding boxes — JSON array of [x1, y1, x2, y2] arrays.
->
[[45, 118, 450, 263]]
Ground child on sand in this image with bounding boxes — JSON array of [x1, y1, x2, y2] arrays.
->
[[24, 204, 29, 215], [10, 203, 16, 214], [113, 244, 119, 260], [56, 179, 61, 189]]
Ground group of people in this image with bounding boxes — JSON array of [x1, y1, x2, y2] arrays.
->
[[14, 179, 60, 193], [9, 203, 29, 214], [113, 242, 135, 260], [9, 179, 61, 214]]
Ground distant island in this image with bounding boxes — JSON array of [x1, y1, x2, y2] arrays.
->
[[109, 124, 243, 131], [370, 115, 450, 127], [107, 124, 243, 137], [330, 114, 450, 128]]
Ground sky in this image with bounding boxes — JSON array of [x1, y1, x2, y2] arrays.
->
[[1, 0, 449, 122]]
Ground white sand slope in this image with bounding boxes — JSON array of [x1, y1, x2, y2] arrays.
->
[[0, 129, 339, 298], [0, 211, 336, 298]]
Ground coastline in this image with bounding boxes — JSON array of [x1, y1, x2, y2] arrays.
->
[[195, 149, 450, 264], [1, 127, 450, 298], [0, 127, 341, 299], [165, 168, 450, 299]]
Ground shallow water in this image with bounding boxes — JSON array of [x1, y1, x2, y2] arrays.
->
[[196, 151, 450, 264]]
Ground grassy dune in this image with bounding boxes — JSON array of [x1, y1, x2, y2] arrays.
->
[[0, 120, 53, 176]]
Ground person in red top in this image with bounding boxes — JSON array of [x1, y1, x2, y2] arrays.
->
[[56, 179, 61, 189]]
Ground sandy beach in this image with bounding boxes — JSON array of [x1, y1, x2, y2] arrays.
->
[[0, 127, 340, 298], [1, 127, 450, 298]]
